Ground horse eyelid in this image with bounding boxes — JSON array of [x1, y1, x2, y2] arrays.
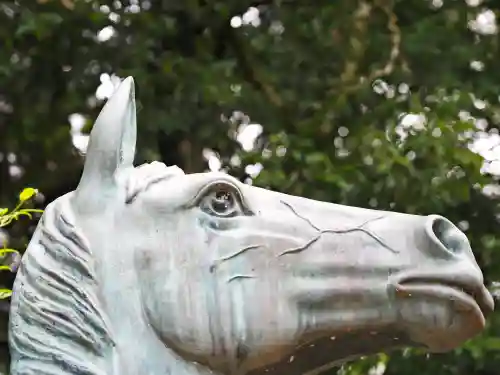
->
[[185, 181, 249, 212]]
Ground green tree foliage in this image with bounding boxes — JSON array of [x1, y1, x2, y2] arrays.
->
[[1, 0, 500, 374]]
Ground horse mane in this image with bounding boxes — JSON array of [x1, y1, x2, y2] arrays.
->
[[9, 195, 114, 375], [9, 163, 185, 375]]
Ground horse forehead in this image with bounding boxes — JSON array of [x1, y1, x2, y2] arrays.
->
[[134, 171, 245, 206]]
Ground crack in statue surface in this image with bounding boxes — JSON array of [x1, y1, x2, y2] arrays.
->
[[278, 200, 396, 256]]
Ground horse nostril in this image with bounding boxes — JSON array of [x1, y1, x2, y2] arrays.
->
[[427, 215, 470, 256]]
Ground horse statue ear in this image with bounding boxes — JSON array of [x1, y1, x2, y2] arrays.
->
[[73, 76, 137, 214]]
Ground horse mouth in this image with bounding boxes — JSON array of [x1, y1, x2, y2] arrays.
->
[[395, 278, 494, 322]]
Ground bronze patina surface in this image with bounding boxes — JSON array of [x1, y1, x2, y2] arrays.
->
[[8, 78, 494, 375]]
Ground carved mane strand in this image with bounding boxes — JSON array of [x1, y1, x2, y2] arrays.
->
[[9, 195, 113, 375]]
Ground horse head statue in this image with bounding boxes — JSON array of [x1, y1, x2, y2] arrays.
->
[[9, 77, 494, 375]]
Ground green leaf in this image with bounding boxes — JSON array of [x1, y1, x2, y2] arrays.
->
[[479, 337, 500, 350], [0, 249, 20, 257], [0, 289, 12, 299], [19, 188, 38, 202]]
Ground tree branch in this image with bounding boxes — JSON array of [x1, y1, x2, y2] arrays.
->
[[333, 0, 402, 95], [226, 26, 283, 109]]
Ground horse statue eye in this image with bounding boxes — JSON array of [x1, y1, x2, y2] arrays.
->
[[201, 186, 242, 217]]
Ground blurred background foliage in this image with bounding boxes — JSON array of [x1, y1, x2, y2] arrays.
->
[[1, 0, 500, 374]]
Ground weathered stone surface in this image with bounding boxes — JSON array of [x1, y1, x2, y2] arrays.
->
[[8, 78, 494, 375]]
